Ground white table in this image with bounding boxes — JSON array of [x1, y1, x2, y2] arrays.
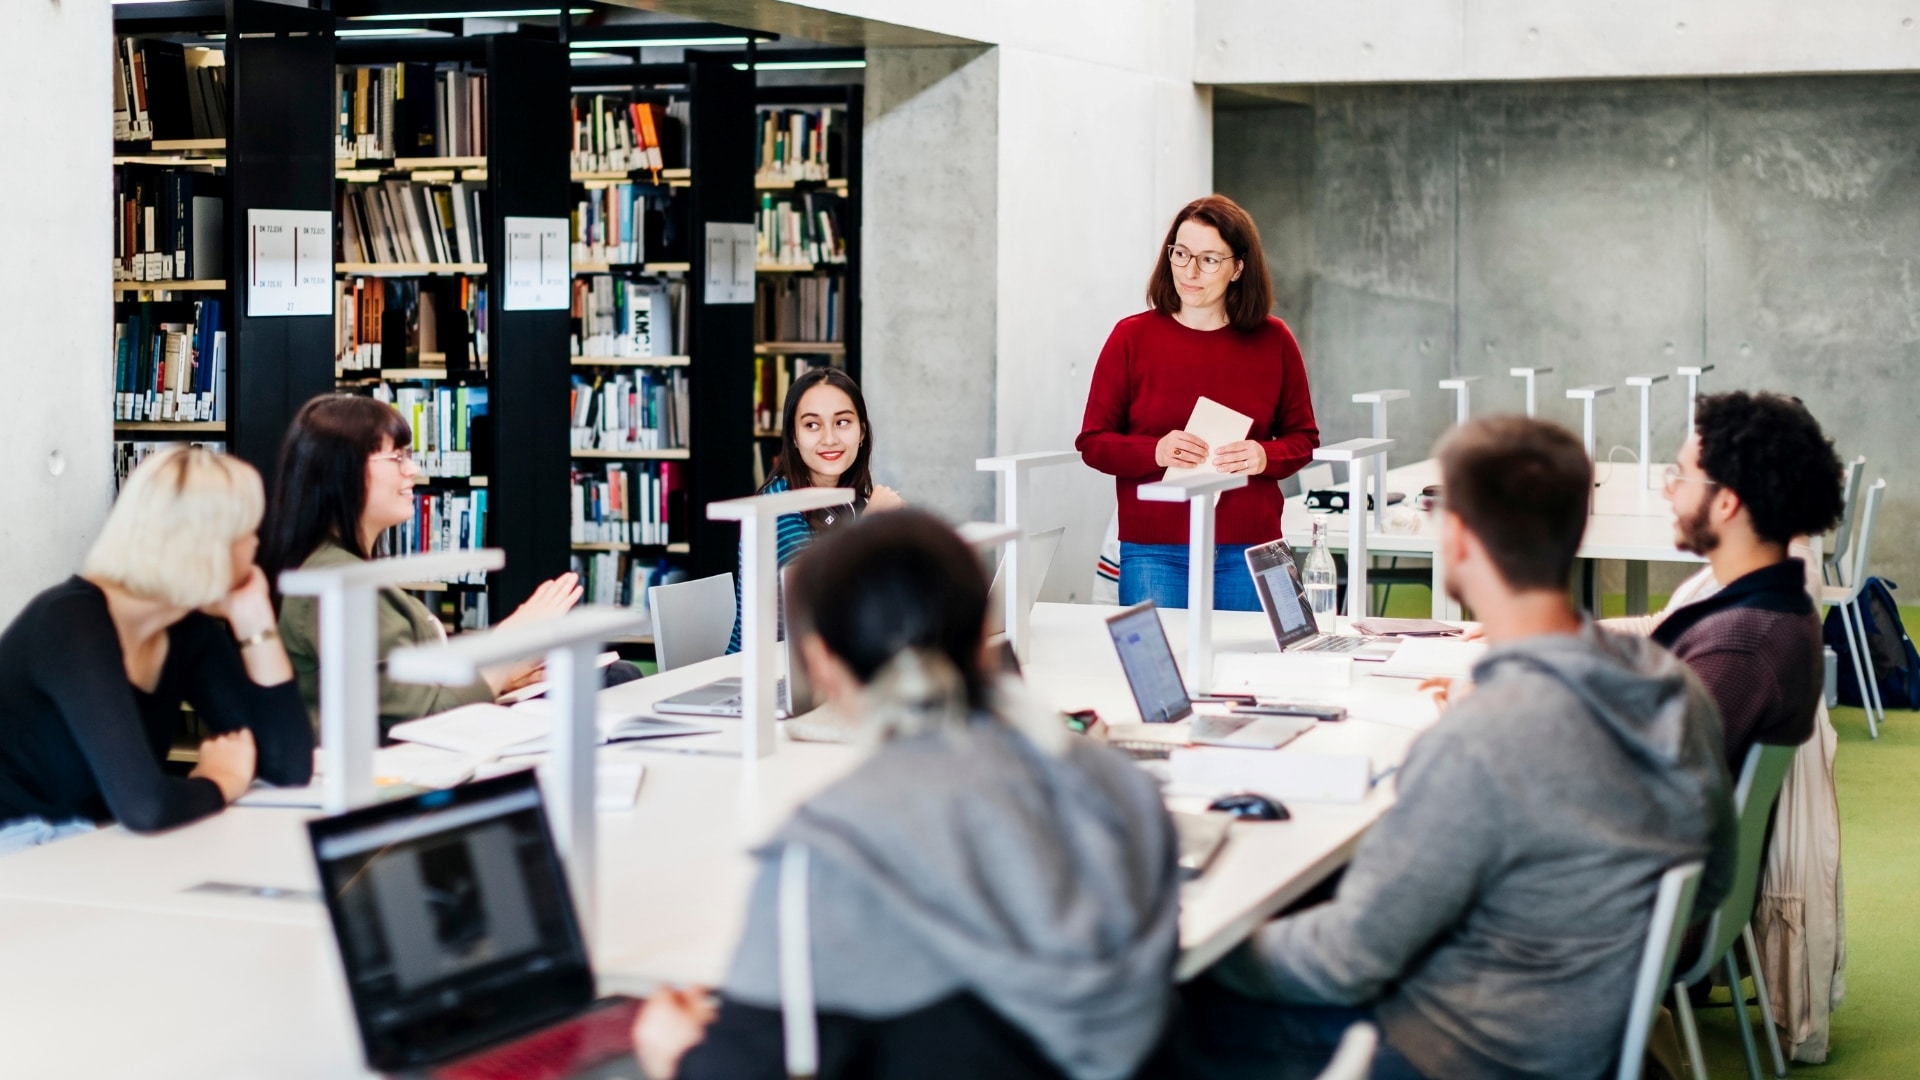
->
[[0, 602, 1439, 1069], [1286, 458, 1703, 618]]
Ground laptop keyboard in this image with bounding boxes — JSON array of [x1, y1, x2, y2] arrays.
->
[[1295, 634, 1369, 653], [434, 998, 640, 1080]]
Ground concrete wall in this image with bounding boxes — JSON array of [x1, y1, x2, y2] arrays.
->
[[0, 0, 113, 623], [1198, 0, 1920, 84], [1216, 75, 1920, 581], [861, 47, 999, 522]]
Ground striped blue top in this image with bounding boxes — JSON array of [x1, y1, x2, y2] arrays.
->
[[726, 476, 823, 654]]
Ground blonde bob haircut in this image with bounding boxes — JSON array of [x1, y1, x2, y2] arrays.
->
[[83, 446, 265, 607]]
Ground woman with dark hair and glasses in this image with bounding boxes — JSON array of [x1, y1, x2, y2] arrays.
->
[[725, 367, 904, 653], [1077, 194, 1319, 611], [260, 394, 594, 732], [634, 511, 1184, 1080]]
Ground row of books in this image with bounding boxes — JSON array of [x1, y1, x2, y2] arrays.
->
[[570, 550, 664, 612], [382, 490, 490, 583], [570, 94, 685, 174], [114, 38, 226, 142], [569, 371, 689, 452], [114, 165, 225, 282], [756, 275, 845, 345], [377, 385, 490, 478], [114, 440, 225, 493], [571, 277, 682, 358], [338, 64, 486, 161], [340, 180, 489, 266], [338, 277, 490, 372], [752, 354, 831, 434], [571, 462, 686, 547], [757, 190, 848, 268], [114, 300, 227, 422], [754, 106, 847, 184], [572, 182, 680, 266]]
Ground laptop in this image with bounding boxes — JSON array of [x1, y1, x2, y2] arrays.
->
[[308, 771, 641, 1078], [986, 526, 1066, 635], [1244, 540, 1399, 661], [1103, 602, 1316, 752], [653, 566, 817, 719]]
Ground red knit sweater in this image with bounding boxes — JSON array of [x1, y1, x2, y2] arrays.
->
[[1076, 311, 1320, 545]]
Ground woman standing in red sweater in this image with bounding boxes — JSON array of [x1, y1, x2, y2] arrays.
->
[[1077, 195, 1319, 610]]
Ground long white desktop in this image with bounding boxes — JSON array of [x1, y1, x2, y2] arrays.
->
[[0, 603, 1437, 1076]]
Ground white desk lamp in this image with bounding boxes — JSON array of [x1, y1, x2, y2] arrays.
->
[[390, 605, 650, 947], [1137, 471, 1248, 694], [1625, 374, 1671, 491], [1565, 384, 1616, 457], [1677, 364, 1714, 432], [975, 452, 1082, 663], [1509, 367, 1555, 417], [1351, 389, 1409, 531], [1438, 375, 1485, 427], [279, 548, 504, 813], [1312, 438, 1393, 620], [708, 487, 857, 760]]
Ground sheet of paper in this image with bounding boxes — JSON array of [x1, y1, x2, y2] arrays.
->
[[1163, 396, 1254, 481], [1374, 638, 1488, 680], [388, 703, 547, 757], [246, 208, 332, 317]]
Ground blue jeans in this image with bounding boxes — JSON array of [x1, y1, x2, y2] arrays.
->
[[0, 817, 94, 857], [1119, 542, 1261, 612]]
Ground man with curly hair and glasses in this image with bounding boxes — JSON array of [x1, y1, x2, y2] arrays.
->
[[1656, 391, 1846, 770]]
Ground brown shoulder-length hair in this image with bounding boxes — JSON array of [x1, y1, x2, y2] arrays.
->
[[1146, 194, 1274, 333]]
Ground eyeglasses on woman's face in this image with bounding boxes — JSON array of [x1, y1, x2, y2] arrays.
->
[[1167, 245, 1237, 274], [369, 449, 414, 470]]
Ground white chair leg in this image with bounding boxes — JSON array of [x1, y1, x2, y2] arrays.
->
[[1840, 600, 1879, 739], [1726, 951, 1764, 1080], [1674, 984, 1709, 1080], [1855, 602, 1888, 728], [1742, 926, 1788, 1077]]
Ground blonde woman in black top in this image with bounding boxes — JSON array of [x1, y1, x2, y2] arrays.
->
[[0, 447, 313, 852]]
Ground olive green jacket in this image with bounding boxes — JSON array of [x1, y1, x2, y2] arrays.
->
[[278, 541, 495, 734]]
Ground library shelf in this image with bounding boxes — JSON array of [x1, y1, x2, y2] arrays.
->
[[375, 368, 449, 381], [571, 448, 692, 461], [113, 279, 227, 295], [572, 541, 692, 554], [415, 475, 488, 487], [336, 262, 489, 276], [573, 167, 692, 188], [755, 341, 845, 355], [150, 138, 227, 152], [572, 261, 692, 275], [395, 156, 487, 169], [754, 176, 848, 191], [756, 262, 820, 273], [114, 154, 227, 168], [113, 421, 229, 435], [571, 355, 691, 367], [754, 428, 782, 439]]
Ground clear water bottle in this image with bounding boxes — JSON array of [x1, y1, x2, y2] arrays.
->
[[1303, 514, 1339, 631]]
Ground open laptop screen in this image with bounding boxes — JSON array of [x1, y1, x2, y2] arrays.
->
[[1105, 601, 1192, 724], [308, 771, 593, 1071], [1245, 540, 1318, 649]]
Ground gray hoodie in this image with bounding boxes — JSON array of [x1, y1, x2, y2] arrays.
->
[[717, 715, 1182, 1080], [1223, 620, 1736, 1079]]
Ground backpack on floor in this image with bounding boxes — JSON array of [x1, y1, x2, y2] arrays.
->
[[1824, 577, 1920, 711]]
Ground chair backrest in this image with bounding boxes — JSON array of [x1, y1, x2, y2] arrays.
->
[[1315, 1021, 1379, 1080], [987, 526, 1066, 634], [1682, 741, 1799, 984], [1615, 861, 1706, 1080], [1298, 462, 1338, 492], [1841, 479, 1887, 600], [647, 572, 737, 672], [1825, 456, 1866, 582]]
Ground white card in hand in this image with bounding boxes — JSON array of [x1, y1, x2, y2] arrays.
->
[[1164, 396, 1253, 480]]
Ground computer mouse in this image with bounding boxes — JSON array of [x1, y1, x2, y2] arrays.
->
[[1207, 792, 1290, 821]]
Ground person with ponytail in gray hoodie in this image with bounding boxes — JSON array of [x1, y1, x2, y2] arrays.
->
[[632, 510, 1186, 1080], [1196, 416, 1737, 1080]]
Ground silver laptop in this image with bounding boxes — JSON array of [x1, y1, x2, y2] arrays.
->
[[1103, 602, 1315, 752], [654, 566, 816, 718], [1244, 540, 1398, 661], [986, 526, 1066, 636]]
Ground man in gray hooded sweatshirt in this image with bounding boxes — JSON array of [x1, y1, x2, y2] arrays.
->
[[1204, 416, 1736, 1080]]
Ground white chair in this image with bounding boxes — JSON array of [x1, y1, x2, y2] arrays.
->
[[1821, 457, 1865, 586], [647, 573, 737, 672], [1315, 1021, 1378, 1080], [1672, 743, 1799, 1080], [1618, 861, 1707, 1080], [1819, 479, 1887, 737]]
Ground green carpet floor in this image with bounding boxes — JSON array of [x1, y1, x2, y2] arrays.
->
[[1375, 585, 1920, 1076]]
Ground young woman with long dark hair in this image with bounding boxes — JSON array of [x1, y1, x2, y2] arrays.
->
[[259, 394, 584, 732], [725, 367, 903, 652], [1076, 194, 1320, 611]]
